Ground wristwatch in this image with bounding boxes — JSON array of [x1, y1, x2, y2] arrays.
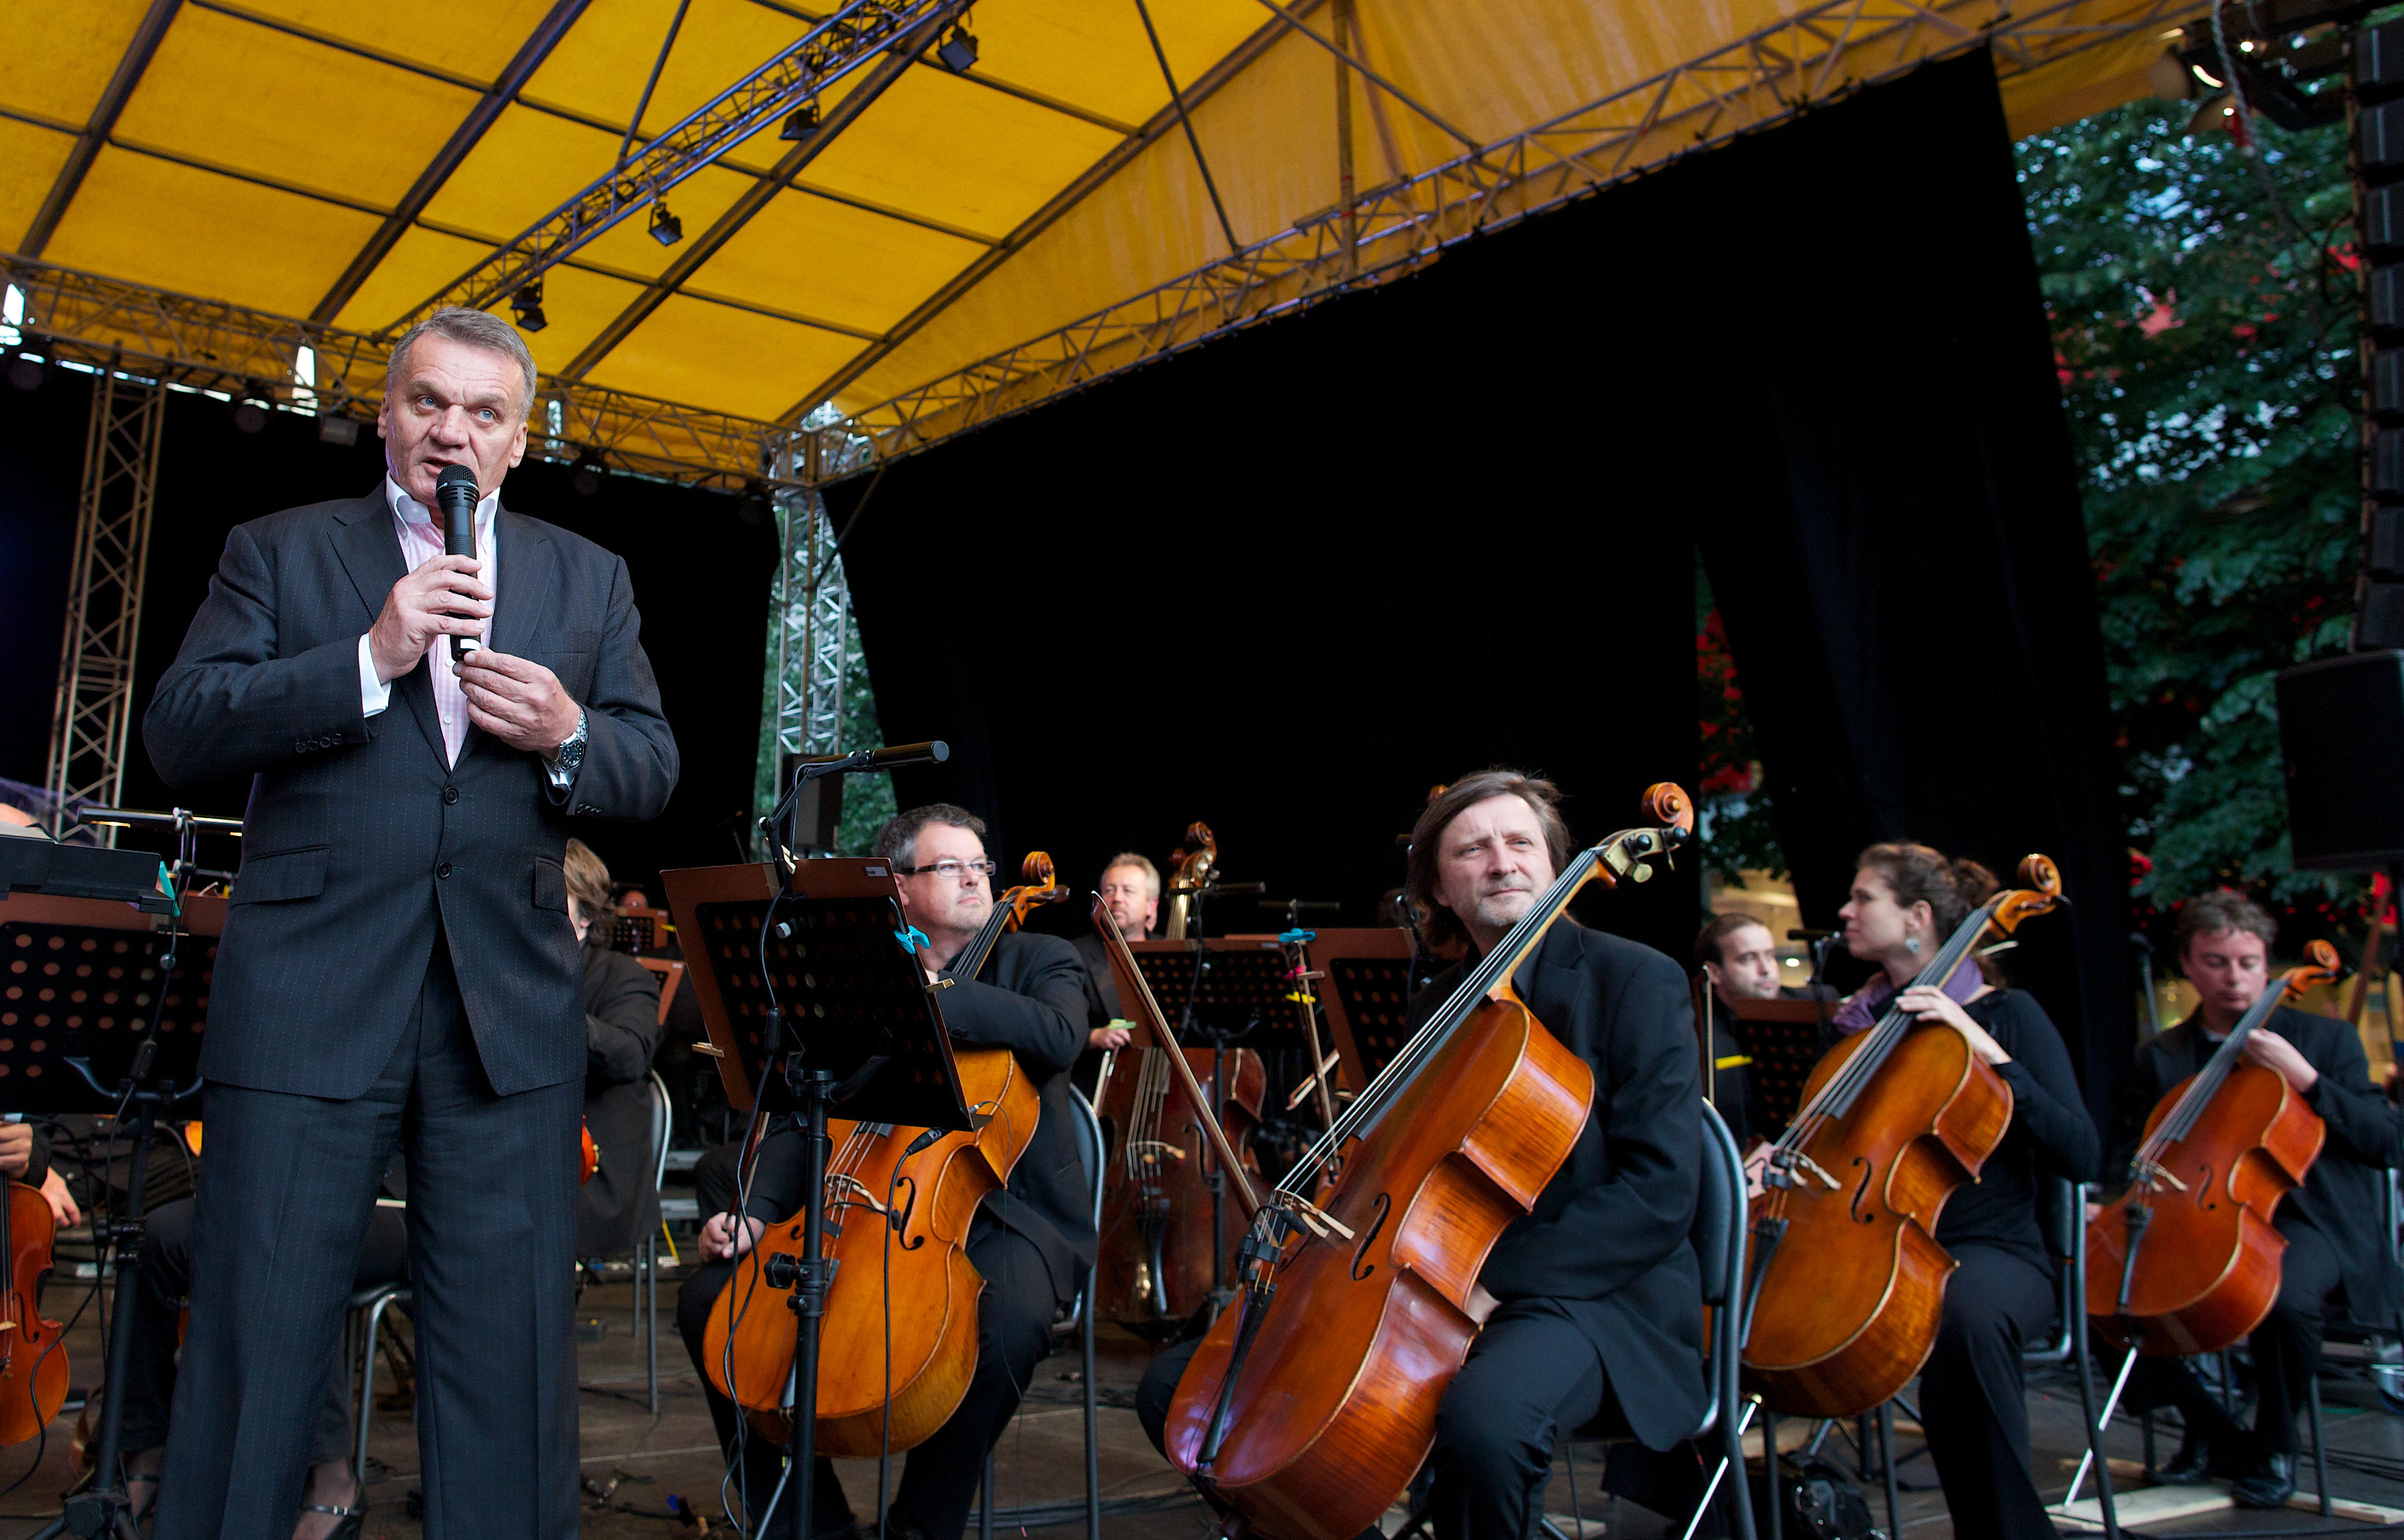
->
[[551, 708, 589, 777]]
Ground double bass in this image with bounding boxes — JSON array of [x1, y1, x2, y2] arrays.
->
[[1742, 855, 2065, 1419], [1157, 786, 1692, 1540], [704, 851, 1068, 1454], [1092, 823, 1265, 1334], [2085, 940, 2342, 1357]]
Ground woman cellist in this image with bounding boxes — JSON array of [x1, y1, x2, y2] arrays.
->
[[1133, 768, 1706, 1540], [1786, 844, 2098, 1540]]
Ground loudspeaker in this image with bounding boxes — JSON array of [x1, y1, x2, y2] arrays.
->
[[2277, 651, 2404, 868]]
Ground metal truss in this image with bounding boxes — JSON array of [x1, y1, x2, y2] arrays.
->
[[810, 0, 2208, 463], [0, 255, 793, 490], [45, 367, 165, 842], [766, 433, 864, 765], [402, 0, 970, 327]]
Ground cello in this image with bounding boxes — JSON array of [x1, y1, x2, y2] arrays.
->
[[703, 851, 1068, 1454], [1158, 786, 1692, 1540], [2085, 940, 2342, 1357], [0, 1172, 66, 1445], [1092, 824, 1266, 1335], [1741, 855, 2065, 1419]]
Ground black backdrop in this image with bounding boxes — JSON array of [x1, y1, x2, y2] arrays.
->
[[0, 368, 775, 889], [835, 49, 2131, 1123]]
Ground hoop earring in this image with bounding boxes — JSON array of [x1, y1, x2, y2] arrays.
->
[[1905, 936, 1922, 955]]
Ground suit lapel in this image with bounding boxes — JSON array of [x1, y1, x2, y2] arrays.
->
[[331, 491, 450, 772]]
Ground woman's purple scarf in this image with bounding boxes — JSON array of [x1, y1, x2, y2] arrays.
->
[[1831, 948, 1983, 1034]]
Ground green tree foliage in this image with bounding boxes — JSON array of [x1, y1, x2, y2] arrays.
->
[[2017, 94, 2360, 914]]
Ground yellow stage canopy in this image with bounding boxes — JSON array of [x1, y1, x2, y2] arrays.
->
[[0, 0, 2207, 466]]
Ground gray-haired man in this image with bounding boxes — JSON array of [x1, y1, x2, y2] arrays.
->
[[143, 307, 678, 1538]]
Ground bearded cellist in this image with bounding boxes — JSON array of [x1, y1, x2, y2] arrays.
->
[[2108, 889, 2400, 1507], [1133, 767, 1707, 1539]]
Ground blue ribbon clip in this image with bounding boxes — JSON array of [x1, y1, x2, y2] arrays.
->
[[894, 923, 931, 955], [1277, 928, 1317, 946]]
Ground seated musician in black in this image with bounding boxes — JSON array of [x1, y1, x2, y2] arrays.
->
[[2109, 889, 2400, 1507], [562, 839, 665, 1259], [1135, 768, 1705, 1540], [674, 804, 1092, 1540], [1691, 913, 1793, 1148], [1823, 843, 2097, 1540]]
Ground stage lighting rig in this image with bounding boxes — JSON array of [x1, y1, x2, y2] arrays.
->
[[780, 99, 821, 141], [317, 414, 360, 446], [510, 281, 548, 333], [649, 201, 684, 247], [936, 21, 978, 73], [571, 449, 606, 497]]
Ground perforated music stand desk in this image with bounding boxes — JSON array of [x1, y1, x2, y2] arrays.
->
[[660, 860, 973, 1132], [1125, 937, 1313, 1053], [0, 891, 219, 1113], [1722, 996, 1832, 1135], [1300, 928, 1416, 1090]]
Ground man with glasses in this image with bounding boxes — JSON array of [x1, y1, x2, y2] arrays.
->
[[673, 804, 1092, 1540]]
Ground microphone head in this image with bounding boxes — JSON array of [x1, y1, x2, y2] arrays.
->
[[928, 740, 949, 763], [434, 464, 479, 507]]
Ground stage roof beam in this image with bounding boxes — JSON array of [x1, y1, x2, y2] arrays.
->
[[18, 0, 184, 258], [556, 0, 973, 382], [310, 0, 593, 325]]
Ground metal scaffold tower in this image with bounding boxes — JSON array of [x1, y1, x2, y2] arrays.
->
[[45, 365, 166, 842], [770, 467, 853, 764]]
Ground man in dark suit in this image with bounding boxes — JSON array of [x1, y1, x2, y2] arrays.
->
[[1134, 768, 1704, 1540], [1068, 853, 1149, 1076], [563, 838, 665, 1258], [142, 306, 678, 1539], [2110, 889, 2402, 1507], [676, 804, 1092, 1540]]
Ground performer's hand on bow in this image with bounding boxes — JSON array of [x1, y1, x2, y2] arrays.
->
[[369, 556, 491, 682], [455, 650, 581, 755], [1088, 1025, 1132, 1052], [0, 1125, 34, 1179], [699, 1212, 766, 1263]]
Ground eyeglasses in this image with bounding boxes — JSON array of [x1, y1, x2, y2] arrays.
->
[[895, 858, 997, 881]]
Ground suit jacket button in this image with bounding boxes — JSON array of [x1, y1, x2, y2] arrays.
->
[[442, 786, 459, 805], [437, 862, 454, 879]]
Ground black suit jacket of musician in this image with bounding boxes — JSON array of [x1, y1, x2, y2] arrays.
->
[[1407, 919, 1707, 1451], [2123, 1007, 2404, 1327], [944, 929, 1098, 1306], [143, 490, 679, 1100], [580, 941, 665, 1257]]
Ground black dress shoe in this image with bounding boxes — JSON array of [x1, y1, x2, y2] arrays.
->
[[2152, 1434, 2216, 1485], [2231, 1452, 2297, 1510]]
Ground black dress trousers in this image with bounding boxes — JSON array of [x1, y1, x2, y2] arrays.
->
[[1915, 1244, 2059, 1540], [155, 933, 584, 1539]]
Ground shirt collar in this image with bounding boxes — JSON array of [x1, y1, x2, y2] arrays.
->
[[385, 472, 499, 531]]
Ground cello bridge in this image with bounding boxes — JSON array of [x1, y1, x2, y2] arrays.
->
[[1129, 1140, 1188, 1163], [2134, 1161, 2188, 1193], [1783, 1151, 1842, 1191], [824, 1175, 890, 1216], [1275, 1191, 1355, 1242]]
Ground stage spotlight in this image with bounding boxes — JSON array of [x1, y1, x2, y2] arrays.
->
[[571, 449, 606, 497], [318, 414, 360, 446], [936, 23, 978, 73], [6, 353, 41, 392], [780, 100, 821, 142], [511, 282, 548, 333], [735, 479, 772, 527], [233, 401, 269, 434], [649, 203, 683, 247]]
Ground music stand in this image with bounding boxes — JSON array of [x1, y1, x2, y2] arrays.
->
[[1302, 929, 1418, 1090], [660, 858, 976, 1537], [2, 891, 212, 1540], [1722, 997, 1833, 1134]]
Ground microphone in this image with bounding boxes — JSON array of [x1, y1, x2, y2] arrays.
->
[[435, 464, 480, 657], [795, 741, 949, 774]]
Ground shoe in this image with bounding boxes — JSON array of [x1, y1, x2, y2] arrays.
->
[[2152, 1434, 2216, 1485], [302, 1503, 365, 1539], [2231, 1452, 2297, 1510]]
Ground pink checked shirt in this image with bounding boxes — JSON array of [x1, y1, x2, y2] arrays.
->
[[357, 475, 497, 769]]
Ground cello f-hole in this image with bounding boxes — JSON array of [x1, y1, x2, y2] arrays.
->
[[1849, 1156, 1877, 1224], [1349, 1193, 1391, 1281], [2195, 1162, 2215, 1211], [891, 1177, 922, 1249]]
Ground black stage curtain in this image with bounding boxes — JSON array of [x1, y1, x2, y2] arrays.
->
[[0, 372, 774, 890], [837, 48, 2129, 1122]]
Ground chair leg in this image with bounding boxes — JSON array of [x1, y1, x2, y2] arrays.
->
[[1082, 1290, 1100, 1540], [1723, 1400, 1759, 1540], [2308, 1372, 2331, 1516], [1761, 1408, 1780, 1540], [980, 1447, 995, 1540], [643, 1236, 658, 1418], [2072, 1308, 2119, 1540], [2140, 1410, 2155, 1479], [1562, 1438, 1582, 1538], [355, 1297, 391, 1492], [1874, 1403, 1900, 1537]]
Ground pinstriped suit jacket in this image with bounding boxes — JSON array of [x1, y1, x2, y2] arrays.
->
[[143, 488, 679, 1100]]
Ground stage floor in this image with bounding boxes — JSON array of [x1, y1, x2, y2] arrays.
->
[[1, 1274, 2401, 1538]]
